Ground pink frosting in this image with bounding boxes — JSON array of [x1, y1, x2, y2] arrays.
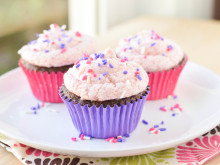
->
[[64, 48, 149, 101], [18, 24, 96, 67], [116, 30, 184, 72]]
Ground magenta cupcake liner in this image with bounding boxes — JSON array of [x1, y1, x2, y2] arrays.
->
[[147, 56, 188, 100], [19, 60, 64, 103], [60, 87, 150, 139]]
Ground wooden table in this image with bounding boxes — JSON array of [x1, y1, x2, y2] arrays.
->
[[1, 15, 220, 164]]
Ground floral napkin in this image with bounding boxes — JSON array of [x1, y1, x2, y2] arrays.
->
[[0, 125, 220, 165]]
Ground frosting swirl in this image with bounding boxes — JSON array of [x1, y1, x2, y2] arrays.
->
[[18, 24, 96, 67], [64, 48, 149, 101], [116, 30, 184, 72]]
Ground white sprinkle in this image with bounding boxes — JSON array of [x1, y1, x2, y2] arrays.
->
[[61, 24, 66, 30], [140, 47, 145, 55], [46, 108, 58, 113], [167, 95, 173, 99], [84, 136, 91, 140], [87, 76, 91, 83], [126, 80, 130, 86], [173, 107, 181, 114], [120, 90, 126, 98]]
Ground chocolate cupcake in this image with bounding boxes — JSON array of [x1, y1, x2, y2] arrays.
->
[[59, 48, 150, 138], [18, 24, 96, 103], [116, 30, 188, 100]]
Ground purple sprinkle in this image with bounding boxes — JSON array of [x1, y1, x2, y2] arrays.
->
[[124, 134, 130, 138], [95, 54, 100, 59], [28, 40, 37, 45], [33, 111, 37, 114], [172, 113, 176, 117], [102, 59, 107, 65], [117, 138, 123, 142], [154, 125, 159, 128], [78, 133, 83, 138], [37, 104, 40, 109], [43, 39, 50, 43], [83, 57, 89, 60], [60, 43, 65, 49], [58, 38, 61, 42], [98, 77, 101, 80], [68, 37, 73, 43], [136, 68, 139, 71], [162, 53, 165, 56], [142, 120, 148, 125], [137, 74, 142, 80], [109, 63, 114, 68], [123, 70, 128, 74], [62, 33, 68, 37], [36, 33, 40, 37], [61, 29, 65, 31], [150, 42, 156, 47], [161, 121, 164, 125], [99, 53, 104, 58], [121, 139, 126, 142], [173, 95, 178, 99], [137, 39, 141, 45], [31, 107, 36, 110], [158, 128, 167, 131], [98, 63, 101, 67], [168, 45, 173, 50], [129, 46, 133, 50], [75, 64, 80, 68], [44, 50, 49, 53], [161, 37, 164, 41], [102, 72, 107, 76]]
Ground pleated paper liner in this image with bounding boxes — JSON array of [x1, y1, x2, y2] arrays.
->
[[19, 60, 65, 103], [147, 56, 188, 100], [59, 86, 150, 139]]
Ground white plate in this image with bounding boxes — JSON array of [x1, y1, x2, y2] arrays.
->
[[0, 62, 220, 158]]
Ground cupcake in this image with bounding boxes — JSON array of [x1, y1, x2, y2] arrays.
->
[[18, 24, 96, 103], [59, 48, 150, 138], [116, 30, 188, 100]]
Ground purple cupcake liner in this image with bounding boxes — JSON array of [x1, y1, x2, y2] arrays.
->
[[60, 87, 149, 139]]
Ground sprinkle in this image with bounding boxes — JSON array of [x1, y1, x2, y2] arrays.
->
[[142, 120, 148, 125], [154, 125, 159, 128], [71, 137, 77, 142], [30, 107, 36, 110], [60, 48, 66, 54], [144, 55, 147, 59], [172, 113, 176, 117], [82, 75, 87, 81], [61, 24, 66, 30], [75, 64, 80, 68], [98, 77, 101, 80], [51, 41, 55, 45], [44, 50, 49, 53], [78, 133, 83, 138], [33, 48, 38, 52], [160, 106, 167, 112], [109, 63, 114, 68], [140, 47, 145, 54], [36, 33, 40, 37], [37, 103, 40, 109], [87, 69, 93, 73], [167, 45, 173, 51], [161, 37, 164, 41], [137, 39, 141, 45], [45, 34, 49, 38], [87, 76, 91, 83], [60, 43, 65, 49], [62, 33, 68, 38], [174, 104, 180, 108], [121, 59, 127, 62], [75, 31, 82, 37], [43, 39, 50, 43], [80, 134, 84, 140], [117, 136, 123, 139], [173, 95, 178, 99], [123, 48, 127, 52], [162, 53, 166, 56], [120, 90, 126, 98], [125, 134, 130, 138], [84, 135, 92, 140], [102, 72, 107, 76], [93, 74, 97, 77], [68, 37, 73, 43], [75, 60, 80, 65], [136, 68, 139, 71], [123, 70, 128, 74], [161, 121, 164, 125], [99, 53, 104, 58], [150, 42, 156, 47], [28, 40, 37, 45], [159, 128, 166, 131], [41, 102, 45, 107], [155, 130, 160, 134], [128, 46, 133, 50], [137, 74, 142, 80], [86, 60, 91, 64], [58, 38, 61, 42], [33, 111, 37, 115], [102, 59, 107, 65]]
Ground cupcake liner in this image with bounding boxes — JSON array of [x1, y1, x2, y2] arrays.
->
[[59, 87, 150, 139], [19, 60, 64, 103], [147, 56, 188, 100]]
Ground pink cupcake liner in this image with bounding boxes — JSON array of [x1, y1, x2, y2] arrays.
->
[[19, 60, 64, 103], [147, 56, 188, 100], [60, 87, 150, 139]]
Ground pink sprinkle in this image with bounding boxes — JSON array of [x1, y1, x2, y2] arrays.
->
[[155, 130, 159, 134], [174, 104, 180, 108], [170, 107, 174, 111], [144, 55, 147, 59], [160, 108, 167, 112], [53, 24, 58, 28], [33, 48, 38, 52], [123, 48, 127, 52], [112, 139, 117, 143], [51, 41, 55, 45], [149, 127, 155, 131], [82, 75, 87, 81], [75, 31, 82, 37], [135, 71, 139, 76], [84, 54, 89, 57], [14, 144, 18, 147], [88, 69, 93, 73], [93, 74, 97, 77], [61, 48, 66, 54], [106, 137, 114, 142], [75, 60, 80, 65], [41, 102, 45, 107], [86, 60, 91, 64], [150, 36, 154, 39], [45, 34, 49, 38], [179, 108, 183, 112], [80, 134, 84, 140], [71, 137, 77, 141], [90, 57, 94, 61]]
